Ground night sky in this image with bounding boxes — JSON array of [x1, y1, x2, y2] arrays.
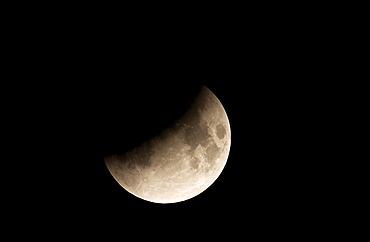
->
[[12, 13, 318, 236]]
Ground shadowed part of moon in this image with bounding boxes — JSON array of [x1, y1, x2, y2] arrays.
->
[[184, 113, 211, 149], [104, 85, 231, 203]]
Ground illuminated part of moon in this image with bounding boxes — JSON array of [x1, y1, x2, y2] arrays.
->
[[104, 85, 231, 203]]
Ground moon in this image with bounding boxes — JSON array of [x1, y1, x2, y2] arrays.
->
[[104, 85, 231, 203]]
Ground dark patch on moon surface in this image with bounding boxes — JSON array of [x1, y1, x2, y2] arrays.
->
[[190, 157, 201, 169], [216, 124, 226, 139], [184, 123, 210, 149], [183, 111, 211, 149], [206, 141, 220, 163]]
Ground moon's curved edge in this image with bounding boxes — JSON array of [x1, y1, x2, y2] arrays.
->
[[104, 85, 231, 204]]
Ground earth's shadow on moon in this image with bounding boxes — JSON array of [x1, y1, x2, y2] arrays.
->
[[98, 83, 205, 158]]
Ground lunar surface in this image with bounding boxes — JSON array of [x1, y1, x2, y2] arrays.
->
[[104, 85, 231, 203]]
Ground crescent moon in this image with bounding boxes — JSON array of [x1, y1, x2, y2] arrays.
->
[[105, 85, 231, 203]]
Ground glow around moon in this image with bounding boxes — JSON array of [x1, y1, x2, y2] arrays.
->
[[104, 86, 231, 203]]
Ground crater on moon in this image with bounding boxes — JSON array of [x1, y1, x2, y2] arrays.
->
[[216, 124, 226, 139]]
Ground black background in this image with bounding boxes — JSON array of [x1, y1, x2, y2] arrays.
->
[[6, 7, 329, 237], [33, 66, 308, 232]]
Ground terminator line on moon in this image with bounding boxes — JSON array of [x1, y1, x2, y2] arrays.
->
[[104, 85, 231, 203]]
